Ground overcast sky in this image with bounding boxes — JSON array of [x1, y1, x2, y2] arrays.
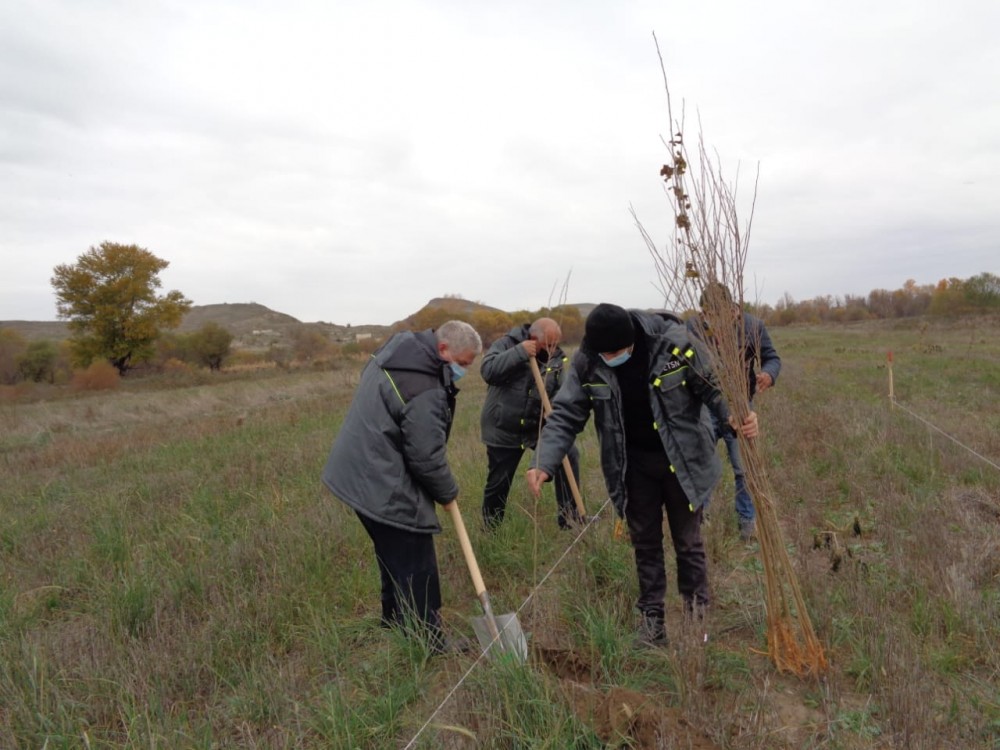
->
[[2, 0, 997, 325]]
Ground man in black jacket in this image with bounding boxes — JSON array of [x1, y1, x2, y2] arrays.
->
[[527, 304, 758, 646], [321, 320, 482, 652], [480, 317, 580, 529]]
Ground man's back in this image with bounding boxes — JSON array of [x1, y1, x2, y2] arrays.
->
[[322, 329, 459, 534]]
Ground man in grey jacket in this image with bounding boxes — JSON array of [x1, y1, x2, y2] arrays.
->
[[321, 320, 482, 652], [480, 317, 580, 530], [526, 304, 757, 646]]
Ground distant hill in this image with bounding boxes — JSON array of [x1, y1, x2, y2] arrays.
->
[[393, 297, 597, 328], [176, 303, 393, 349], [176, 303, 301, 335], [1, 298, 596, 347], [393, 297, 506, 329], [0, 320, 70, 341], [1, 304, 308, 346], [422, 296, 506, 316], [0, 303, 391, 348]]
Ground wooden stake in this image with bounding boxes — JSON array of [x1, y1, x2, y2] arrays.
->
[[887, 350, 894, 403]]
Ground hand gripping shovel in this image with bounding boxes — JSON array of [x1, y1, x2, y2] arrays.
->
[[529, 356, 589, 523], [446, 501, 527, 662]]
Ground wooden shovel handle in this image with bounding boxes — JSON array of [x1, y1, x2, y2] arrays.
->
[[528, 356, 556, 416], [446, 500, 503, 643], [446, 500, 487, 597], [529, 357, 588, 520]]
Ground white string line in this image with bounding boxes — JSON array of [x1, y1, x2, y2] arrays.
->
[[399, 642, 496, 750], [510, 496, 614, 619], [891, 397, 1000, 472], [402, 496, 613, 750]]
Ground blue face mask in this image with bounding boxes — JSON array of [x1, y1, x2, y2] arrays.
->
[[601, 349, 632, 368], [449, 362, 466, 380]]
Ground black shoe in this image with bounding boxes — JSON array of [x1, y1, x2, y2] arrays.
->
[[557, 511, 583, 530], [635, 614, 668, 648], [431, 634, 474, 655], [559, 511, 604, 530]]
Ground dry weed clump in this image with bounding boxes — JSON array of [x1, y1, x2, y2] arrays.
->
[[0, 382, 39, 403], [70, 360, 121, 391], [161, 357, 194, 376]]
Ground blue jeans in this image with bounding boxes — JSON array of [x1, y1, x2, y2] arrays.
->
[[711, 412, 755, 522]]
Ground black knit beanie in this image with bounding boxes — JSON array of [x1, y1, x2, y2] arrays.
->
[[583, 303, 635, 353]]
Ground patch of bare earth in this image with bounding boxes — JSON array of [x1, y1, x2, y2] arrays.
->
[[535, 645, 722, 749]]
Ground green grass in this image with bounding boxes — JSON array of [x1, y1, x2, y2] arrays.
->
[[1, 316, 999, 748]]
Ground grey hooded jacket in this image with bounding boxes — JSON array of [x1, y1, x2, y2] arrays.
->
[[534, 311, 731, 516], [321, 329, 459, 534], [480, 324, 571, 449]]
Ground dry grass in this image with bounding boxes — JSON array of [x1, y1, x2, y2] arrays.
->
[[1, 320, 998, 748]]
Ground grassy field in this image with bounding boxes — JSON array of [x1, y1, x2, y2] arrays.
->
[[1, 317, 998, 749]]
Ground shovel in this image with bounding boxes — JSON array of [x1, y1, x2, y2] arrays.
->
[[446, 500, 527, 662], [529, 356, 589, 523]]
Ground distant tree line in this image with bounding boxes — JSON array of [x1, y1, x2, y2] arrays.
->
[[0, 322, 237, 386], [5, 240, 994, 390], [749, 273, 1000, 326]]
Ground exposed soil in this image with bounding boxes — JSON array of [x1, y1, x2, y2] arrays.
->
[[535, 644, 722, 749]]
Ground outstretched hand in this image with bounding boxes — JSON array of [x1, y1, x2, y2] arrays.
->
[[525, 468, 550, 498]]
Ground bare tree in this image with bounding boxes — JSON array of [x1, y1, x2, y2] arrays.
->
[[633, 33, 827, 677]]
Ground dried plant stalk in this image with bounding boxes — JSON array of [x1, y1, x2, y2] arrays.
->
[[634, 33, 827, 676]]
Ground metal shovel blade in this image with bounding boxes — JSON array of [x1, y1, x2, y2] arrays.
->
[[471, 612, 528, 662], [446, 500, 528, 663]]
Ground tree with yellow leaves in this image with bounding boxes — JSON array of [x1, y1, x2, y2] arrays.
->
[[52, 242, 192, 375]]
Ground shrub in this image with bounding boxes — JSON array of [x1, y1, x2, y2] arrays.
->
[[0, 328, 27, 384], [190, 322, 234, 371], [17, 339, 59, 383], [226, 349, 269, 370], [71, 360, 121, 391]]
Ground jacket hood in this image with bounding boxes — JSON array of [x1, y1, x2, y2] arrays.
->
[[631, 310, 672, 339], [375, 330, 445, 376]]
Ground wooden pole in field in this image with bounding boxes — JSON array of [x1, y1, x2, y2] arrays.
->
[[887, 350, 895, 403]]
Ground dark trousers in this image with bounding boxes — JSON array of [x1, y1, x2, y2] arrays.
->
[[482, 443, 581, 529], [356, 511, 443, 638], [624, 447, 709, 618]]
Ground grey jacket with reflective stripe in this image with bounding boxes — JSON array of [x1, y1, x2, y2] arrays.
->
[[534, 311, 730, 516], [321, 329, 459, 534], [479, 324, 571, 449]]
